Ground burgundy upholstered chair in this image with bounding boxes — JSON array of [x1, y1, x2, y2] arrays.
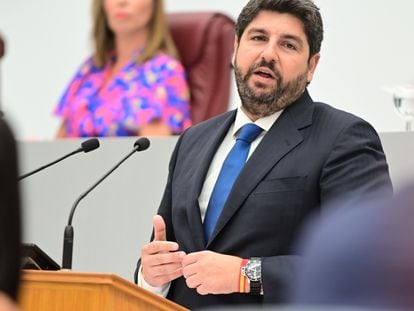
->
[[0, 36, 4, 59], [167, 12, 235, 125]]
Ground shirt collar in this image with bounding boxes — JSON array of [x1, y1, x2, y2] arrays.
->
[[233, 105, 283, 137]]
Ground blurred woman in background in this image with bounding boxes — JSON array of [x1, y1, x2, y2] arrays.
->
[[0, 117, 21, 310], [55, 0, 191, 137]]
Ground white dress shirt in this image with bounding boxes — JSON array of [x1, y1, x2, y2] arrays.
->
[[138, 106, 283, 297]]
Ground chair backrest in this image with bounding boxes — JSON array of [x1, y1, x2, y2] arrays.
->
[[0, 35, 4, 59], [167, 12, 235, 125]]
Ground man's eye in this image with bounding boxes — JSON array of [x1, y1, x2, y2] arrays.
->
[[283, 42, 297, 50], [251, 36, 266, 41]]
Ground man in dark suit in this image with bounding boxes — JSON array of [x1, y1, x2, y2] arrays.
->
[[135, 0, 393, 309]]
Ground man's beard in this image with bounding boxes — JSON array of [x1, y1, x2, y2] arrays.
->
[[234, 59, 309, 118]]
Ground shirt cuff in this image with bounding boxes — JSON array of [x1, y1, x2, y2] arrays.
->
[[137, 265, 171, 297]]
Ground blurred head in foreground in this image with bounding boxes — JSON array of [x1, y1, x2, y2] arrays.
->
[[290, 184, 414, 310]]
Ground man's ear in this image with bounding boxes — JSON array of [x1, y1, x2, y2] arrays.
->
[[307, 52, 320, 83], [232, 35, 239, 66]]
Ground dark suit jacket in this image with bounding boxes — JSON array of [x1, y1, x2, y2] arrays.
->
[[135, 90, 392, 309]]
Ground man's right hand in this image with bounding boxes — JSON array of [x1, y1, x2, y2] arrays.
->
[[140, 215, 185, 287]]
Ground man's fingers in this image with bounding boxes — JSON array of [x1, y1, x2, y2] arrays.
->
[[181, 252, 200, 267], [144, 250, 185, 266], [148, 268, 184, 287], [153, 215, 166, 241], [148, 262, 183, 278], [142, 241, 179, 255]]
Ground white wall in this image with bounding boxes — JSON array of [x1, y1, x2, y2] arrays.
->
[[1, 0, 413, 139]]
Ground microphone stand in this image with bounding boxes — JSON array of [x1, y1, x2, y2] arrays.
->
[[18, 138, 99, 181], [62, 143, 145, 269], [18, 150, 80, 180]]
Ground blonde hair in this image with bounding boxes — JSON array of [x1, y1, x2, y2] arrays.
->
[[91, 0, 179, 67]]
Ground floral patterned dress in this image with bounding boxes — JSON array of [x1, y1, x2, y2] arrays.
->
[[54, 51, 191, 137]]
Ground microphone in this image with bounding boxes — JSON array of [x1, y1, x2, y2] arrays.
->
[[18, 138, 100, 181], [62, 137, 150, 269]]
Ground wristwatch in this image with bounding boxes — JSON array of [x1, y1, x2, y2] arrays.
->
[[241, 257, 262, 295]]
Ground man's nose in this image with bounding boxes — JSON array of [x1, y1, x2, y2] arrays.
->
[[259, 42, 278, 64]]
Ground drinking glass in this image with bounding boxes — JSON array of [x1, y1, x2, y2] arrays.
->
[[393, 86, 414, 131]]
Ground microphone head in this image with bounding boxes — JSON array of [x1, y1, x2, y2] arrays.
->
[[81, 138, 100, 153], [134, 137, 150, 151]]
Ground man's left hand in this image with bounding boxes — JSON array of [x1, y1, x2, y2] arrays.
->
[[181, 250, 242, 295]]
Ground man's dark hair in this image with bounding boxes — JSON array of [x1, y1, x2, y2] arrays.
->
[[235, 0, 324, 58]]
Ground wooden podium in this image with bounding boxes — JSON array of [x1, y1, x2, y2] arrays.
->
[[19, 270, 188, 311]]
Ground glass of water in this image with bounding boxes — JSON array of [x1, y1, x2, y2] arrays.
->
[[393, 86, 414, 131]]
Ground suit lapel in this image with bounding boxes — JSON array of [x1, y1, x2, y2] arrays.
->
[[207, 91, 314, 246], [184, 111, 236, 249]]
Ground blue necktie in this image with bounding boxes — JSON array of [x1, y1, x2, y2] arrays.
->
[[203, 123, 263, 242]]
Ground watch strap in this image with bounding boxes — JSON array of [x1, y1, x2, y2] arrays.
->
[[249, 257, 261, 295], [249, 279, 261, 295]]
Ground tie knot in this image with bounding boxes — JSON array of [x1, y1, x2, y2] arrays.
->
[[237, 123, 263, 144]]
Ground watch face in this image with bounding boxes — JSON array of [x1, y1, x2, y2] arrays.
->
[[246, 260, 261, 281]]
